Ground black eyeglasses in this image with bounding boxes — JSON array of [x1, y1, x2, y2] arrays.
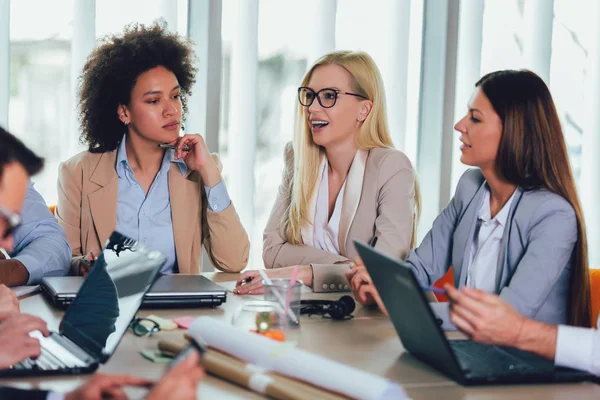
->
[[129, 317, 161, 337], [0, 207, 22, 240], [298, 87, 368, 108]]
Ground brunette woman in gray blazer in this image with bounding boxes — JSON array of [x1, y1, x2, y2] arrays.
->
[[349, 70, 591, 328]]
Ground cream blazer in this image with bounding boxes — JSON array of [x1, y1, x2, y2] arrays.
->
[[263, 143, 416, 292], [56, 150, 250, 274]]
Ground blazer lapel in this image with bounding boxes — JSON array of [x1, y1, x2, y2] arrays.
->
[[339, 150, 368, 255], [88, 151, 119, 248], [169, 166, 200, 274], [300, 155, 326, 247], [455, 181, 487, 287], [495, 187, 524, 291]]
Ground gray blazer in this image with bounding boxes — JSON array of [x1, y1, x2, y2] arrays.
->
[[406, 169, 577, 325]]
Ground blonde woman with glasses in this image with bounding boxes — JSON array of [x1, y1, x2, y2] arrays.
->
[[235, 50, 419, 294]]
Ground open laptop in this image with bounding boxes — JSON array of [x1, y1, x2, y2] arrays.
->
[[353, 240, 594, 385], [41, 272, 227, 309], [0, 232, 166, 377]]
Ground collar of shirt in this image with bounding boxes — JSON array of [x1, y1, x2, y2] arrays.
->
[[477, 184, 516, 228], [115, 134, 188, 178]]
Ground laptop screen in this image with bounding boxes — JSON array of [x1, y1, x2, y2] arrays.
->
[[60, 232, 165, 360]]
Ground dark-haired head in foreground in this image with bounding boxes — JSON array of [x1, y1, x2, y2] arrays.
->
[[0, 126, 44, 179], [0, 126, 44, 251]]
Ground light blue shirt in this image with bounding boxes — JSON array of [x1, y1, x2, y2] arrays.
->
[[115, 137, 231, 273], [10, 183, 71, 284]]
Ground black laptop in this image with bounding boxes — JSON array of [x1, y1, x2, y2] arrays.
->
[[353, 240, 594, 385], [0, 232, 166, 377], [41, 273, 227, 309]]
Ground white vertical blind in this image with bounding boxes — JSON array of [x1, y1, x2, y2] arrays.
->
[[385, 0, 411, 151], [227, 0, 259, 235], [415, 0, 460, 240], [186, 0, 222, 152], [523, 0, 554, 83], [450, 0, 484, 191], [159, 0, 178, 32], [70, 0, 96, 155], [0, 0, 9, 128], [580, 1, 600, 269], [187, 0, 222, 271], [307, 0, 336, 66]]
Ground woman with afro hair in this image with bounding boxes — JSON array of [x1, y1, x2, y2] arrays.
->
[[56, 22, 249, 275]]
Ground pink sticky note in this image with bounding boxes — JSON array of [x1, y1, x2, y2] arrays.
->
[[172, 316, 195, 329]]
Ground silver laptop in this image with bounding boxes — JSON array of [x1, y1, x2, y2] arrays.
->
[[0, 231, 165, 377], [41, 273, 227, 309]]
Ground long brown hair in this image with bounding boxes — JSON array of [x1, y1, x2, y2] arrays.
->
[[476, 70, 591, 327]]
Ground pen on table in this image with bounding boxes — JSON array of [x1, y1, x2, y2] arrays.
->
[[421, 285, 447, 295], [158, 143, 191, 151]]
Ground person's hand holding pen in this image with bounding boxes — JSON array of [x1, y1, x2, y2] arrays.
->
[[345, 235, 378, 299], [168, 134, 222, 188], [345, 257, 389, 314], [445, 284, 527, 347], [346, 236, 446, 314], [234, 265, 313, 295]]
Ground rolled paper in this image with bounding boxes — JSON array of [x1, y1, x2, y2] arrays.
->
[[188, 317, 408, 400], [158, 340, 345, 400]]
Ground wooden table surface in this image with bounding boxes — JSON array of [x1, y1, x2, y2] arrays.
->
[[1, 272, 598, 399]]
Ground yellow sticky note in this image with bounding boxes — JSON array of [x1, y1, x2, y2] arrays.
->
[[145, 314, 178, 331]]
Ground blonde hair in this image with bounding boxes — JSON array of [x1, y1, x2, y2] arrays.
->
[[282, 50, 420, 248]]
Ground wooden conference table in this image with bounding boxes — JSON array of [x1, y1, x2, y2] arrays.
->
[[1, 272, 599, 400]]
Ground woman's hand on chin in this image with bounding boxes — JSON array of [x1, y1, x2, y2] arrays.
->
[[170, 134, 222, 187]]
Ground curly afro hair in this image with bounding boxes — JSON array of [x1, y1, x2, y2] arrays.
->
[[78, 21, 197, 153]]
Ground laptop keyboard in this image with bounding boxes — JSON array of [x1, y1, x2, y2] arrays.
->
[[449, 340, 555, 378], [14, 331, 88, 371]]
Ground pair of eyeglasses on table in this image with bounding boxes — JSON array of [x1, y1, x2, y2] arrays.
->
[[129, 317, 161, 337], [130, 316, 206, 371]]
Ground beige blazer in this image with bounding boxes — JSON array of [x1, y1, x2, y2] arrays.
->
[[263, 143, 416, 292], [56, 150, 249, 274]]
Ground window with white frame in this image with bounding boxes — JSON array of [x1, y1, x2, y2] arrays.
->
[[9, 0, 74, 205], [4, 0, 599, 271]]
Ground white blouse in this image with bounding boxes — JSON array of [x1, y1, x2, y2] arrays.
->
[[466, 186, 516, 293], [555, 315, 600, 376], [313, 159, 346, 255]]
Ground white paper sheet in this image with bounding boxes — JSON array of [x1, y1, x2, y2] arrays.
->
[[189, 317, 409, 400]]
